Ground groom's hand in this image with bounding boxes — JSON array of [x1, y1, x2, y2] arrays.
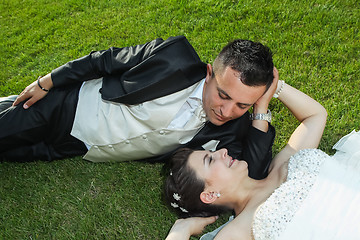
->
[[251, 67, 279, 132], [13, 74, 53, 109], [255, 67, 279, 109]]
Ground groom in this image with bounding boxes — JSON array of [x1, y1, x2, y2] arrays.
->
[[0, 36, 275, 179]]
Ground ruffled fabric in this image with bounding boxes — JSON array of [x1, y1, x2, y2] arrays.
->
[[332, 130, 360, 170]]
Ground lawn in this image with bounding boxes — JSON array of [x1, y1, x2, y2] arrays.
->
[[0, 0, 359, 239]]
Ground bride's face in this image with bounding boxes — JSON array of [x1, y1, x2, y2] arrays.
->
[[188, 148, 249, 188]]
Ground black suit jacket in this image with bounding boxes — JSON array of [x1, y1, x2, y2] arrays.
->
[[51, 36, 274, 179]]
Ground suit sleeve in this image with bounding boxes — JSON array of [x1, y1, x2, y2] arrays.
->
[[242, 124, 275, 180], [50, 38, 166, 87], [214, 117, 275, 180]]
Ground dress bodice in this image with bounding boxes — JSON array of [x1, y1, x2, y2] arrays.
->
[[252, 149, 330, 240]]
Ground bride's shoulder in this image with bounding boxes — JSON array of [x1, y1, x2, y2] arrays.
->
[[270, 145, 327, 172], [269, 145, 296, 172], [267, 146, 295, 181], [214, 212, 253, 240]]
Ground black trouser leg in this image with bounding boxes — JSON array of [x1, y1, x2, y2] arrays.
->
[[0, 84, 87, 162], [0, 95, 18, 113]]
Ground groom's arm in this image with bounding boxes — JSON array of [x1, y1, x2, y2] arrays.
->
[[50, 37, 167, 87], [12, 37, 169, 109], [242, 125, 275, 179], [242, 67, 278, 179]]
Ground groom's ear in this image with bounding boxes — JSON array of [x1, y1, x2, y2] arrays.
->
[[205, 64, 213, 84], [200, 191, 217, 204]]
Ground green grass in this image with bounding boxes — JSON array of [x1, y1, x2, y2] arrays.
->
[[0, 0, 359, 239]]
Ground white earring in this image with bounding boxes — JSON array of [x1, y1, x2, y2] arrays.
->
[[216, 193, 221, 198]]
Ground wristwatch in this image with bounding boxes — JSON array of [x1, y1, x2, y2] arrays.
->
[[249, 109, 272, 123]]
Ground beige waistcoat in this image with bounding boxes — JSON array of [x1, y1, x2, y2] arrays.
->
[[71, 78, 207, 162]]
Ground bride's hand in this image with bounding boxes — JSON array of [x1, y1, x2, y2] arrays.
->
[[166, 216, 218, 240], [13, 74, 53, 109]]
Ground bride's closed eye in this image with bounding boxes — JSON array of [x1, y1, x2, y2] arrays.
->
[[209, 156, 214, 164]]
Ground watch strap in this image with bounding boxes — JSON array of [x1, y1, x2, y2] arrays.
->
[[249, 109, 272, 123]]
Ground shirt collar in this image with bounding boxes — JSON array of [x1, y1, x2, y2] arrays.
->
[[190, 78, 205, 101]]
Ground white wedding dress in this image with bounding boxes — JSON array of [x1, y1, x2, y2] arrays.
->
[[201, 130, 360, 240]]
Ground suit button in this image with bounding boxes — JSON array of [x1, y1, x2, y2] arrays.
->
[[142, 135, 147, 140], [94, 146, 99, 149], [125, 140, 130, 144], [108, 145, 113, 148], [159, 130, 165, 135]]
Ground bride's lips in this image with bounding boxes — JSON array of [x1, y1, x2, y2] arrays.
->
[[229, 157, 235, 168]]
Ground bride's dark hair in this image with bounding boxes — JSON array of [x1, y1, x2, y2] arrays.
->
[[164, 148, 231, 218]]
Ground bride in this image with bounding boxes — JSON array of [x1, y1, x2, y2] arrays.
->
[[164, 69, 360, 239]]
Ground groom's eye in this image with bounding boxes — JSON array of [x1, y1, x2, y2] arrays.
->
[[218, 92, 228, 100], [217, 88, 230, 100], [237, 103, 248, 110]]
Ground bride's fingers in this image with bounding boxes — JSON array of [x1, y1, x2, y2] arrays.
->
[[200, 216, 218, 225], [190, 216, 218, 235]]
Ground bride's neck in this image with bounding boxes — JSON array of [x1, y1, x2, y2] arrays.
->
[[233, 167, 288, 215], [232, 177, 269, 215]]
